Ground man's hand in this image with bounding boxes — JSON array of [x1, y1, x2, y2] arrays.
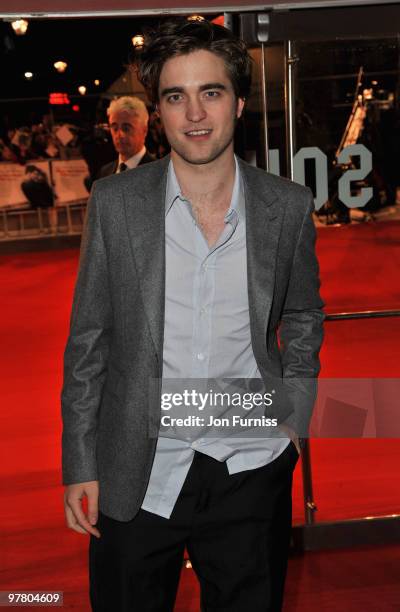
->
[[64, 480, 101, 538]]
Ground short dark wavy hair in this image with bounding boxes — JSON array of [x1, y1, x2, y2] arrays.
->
[[135, 18, 252, 104]]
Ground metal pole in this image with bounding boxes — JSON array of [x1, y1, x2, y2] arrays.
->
[[300, 440, 317, 525], [260, 43, 270, 171], [223, 12, 233, 31], [284, 40, 317, 525], [284, 40, 297, 180]]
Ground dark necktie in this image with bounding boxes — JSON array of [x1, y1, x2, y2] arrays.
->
[[118, 162, 128, 173]]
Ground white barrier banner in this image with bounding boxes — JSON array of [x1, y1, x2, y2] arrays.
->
[[52, 159, 90, 204], [0, 161, 50, 208]]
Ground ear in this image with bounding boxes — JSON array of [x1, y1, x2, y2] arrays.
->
[[236, 97, 245, 119]]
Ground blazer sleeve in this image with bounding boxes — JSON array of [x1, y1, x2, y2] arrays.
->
[[278, 189, 325, 436], [61, 183, 112, 485]]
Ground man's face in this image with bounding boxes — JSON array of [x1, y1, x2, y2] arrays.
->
[[29, 169, 44, 182], [158, 50, 244, 166], [108, 109, 147, 161]]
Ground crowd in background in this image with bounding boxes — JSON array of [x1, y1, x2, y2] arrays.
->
[[0, 119, 78, 163], [0, 105, 171, 213], [0, 109, 169, 167]]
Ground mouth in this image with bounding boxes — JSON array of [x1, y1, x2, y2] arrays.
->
[[184, 129, 212, 139]]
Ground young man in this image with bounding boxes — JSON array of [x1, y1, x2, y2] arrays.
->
[[62, 18, 324, 612], [98, 96, 154, 178]]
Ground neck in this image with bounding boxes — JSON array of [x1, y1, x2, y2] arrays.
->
[[171, 148, 236, 210]]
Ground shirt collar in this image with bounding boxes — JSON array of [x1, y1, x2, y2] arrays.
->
[[118, 146, 146, 171], [165, 160, 183, 216], [165, 155, 245, 221]]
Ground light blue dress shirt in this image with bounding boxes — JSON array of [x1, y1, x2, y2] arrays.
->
[[141, 157, 290, 519]]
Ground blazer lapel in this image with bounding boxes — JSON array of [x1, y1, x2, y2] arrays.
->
[[239, 159, 285, 357], [122, 158, 170, 361]]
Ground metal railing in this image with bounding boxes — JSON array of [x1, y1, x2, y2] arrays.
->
[[0, 201, 87, 241], [298, 309, 400, 549]]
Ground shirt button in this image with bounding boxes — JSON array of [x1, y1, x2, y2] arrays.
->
[[197, 353, 205, 361], [200, 307, 207, 315]]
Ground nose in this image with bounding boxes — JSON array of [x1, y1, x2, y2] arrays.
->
[[186, 96, 206, 123]]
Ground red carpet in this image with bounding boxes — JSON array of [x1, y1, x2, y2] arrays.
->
[[1, 220, 399, 609], [316, 220, 400, 314]]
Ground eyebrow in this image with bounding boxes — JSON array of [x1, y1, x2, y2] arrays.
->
[[160, 82, 227, 97]]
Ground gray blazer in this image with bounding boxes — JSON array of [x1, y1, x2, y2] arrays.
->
[[61, 156, 324, 521]]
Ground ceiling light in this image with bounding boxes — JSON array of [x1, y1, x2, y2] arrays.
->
[[11, 19, 28, 35], [132, 35, 144, 49], [54, 61, 68, 73]]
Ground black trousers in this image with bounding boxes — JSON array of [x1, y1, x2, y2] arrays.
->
[[89, 442, 299, 612]]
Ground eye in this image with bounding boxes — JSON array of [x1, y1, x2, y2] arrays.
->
[[167, 94, 183, 103], [204, 91, 220, 99]]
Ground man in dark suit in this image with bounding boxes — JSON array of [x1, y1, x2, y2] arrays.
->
[[21, 164, 54, 208], [62, 18, 324, 612], [98, 95, 154, 178]]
